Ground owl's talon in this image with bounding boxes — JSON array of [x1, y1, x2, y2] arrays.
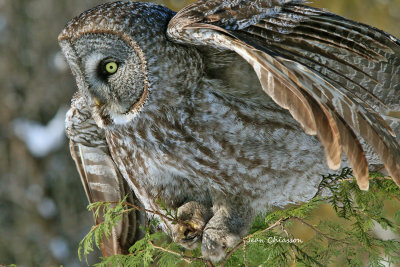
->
[[173, 221, 202, 248], [201, 227, 241, 263], [172, 201, 212, 249], [200, 204, 250, 263]]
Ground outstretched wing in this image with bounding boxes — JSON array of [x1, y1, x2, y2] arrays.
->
[[167, 0, 400, 190], [66, 92, 146, 256]]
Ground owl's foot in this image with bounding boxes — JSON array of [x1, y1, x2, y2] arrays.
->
[[200, 194, 254, 263], [172, 201, 212, 249], [201, 214, 242, 263]]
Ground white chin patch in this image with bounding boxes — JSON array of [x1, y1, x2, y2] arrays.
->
[[110, 110, 139, 125]]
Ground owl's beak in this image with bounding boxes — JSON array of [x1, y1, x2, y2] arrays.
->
[[93, 97, 103, 106]]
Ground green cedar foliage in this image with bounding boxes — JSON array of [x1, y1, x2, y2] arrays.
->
[[78, 168, 400, 266]]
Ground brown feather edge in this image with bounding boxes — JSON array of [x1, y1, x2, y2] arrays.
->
[[69, 141, 94, 203], [335, 115, 370, 190], [237, 45, 317, 135], [286, 61, 400, 186], [303, 94, 342, 170], [69, 141, 127, 256]]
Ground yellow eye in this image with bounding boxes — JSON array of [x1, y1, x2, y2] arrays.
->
[[105, 62, 118, 74]]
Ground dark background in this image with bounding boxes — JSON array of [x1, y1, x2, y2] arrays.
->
[[0, 0, 399, 266]]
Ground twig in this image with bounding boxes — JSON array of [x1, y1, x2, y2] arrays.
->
[[243, 240, 249, 267], [220, 218, 285, 267], [371, 176, 393, 180], [313, 168, 353, 197], [281, 222, 296, 266], [292, 217, 349, 244], [339, 176, 393, 182], [314, 172, 395, 198], [114, 201, 177, 223], [149, 240, 192, 264], [105, 201, 191, 229], [246, 217, 286, 240], [149, 240, 213, 266]]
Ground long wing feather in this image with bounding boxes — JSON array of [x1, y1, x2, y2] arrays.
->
[[67, 93, 146, 256], [167, 0, 400, 188]]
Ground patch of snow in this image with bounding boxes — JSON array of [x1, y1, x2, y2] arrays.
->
[[373, 220, 399, 241], [13, 107, 68, 157]]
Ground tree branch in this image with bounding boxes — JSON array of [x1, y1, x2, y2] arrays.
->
[[292, 217, 349, 245], [148, 240, 214, 266], [220, 218, 285, 267]]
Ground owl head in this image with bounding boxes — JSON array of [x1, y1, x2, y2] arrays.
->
[[59, 1, 203, 127]]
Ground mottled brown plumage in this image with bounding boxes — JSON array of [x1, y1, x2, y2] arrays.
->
[[61, 0, 400, 262], [66, 93, 146, 255]]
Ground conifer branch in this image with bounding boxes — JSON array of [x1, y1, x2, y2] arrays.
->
[[109, 201, 176, 223], [79, 168, 400, 267], [220, 218, 286, 267], [292, 217, 349, 244]]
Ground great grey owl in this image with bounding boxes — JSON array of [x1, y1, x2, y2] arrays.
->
[[60, 0, 400, 262]]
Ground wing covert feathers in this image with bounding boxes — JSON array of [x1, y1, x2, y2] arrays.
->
[[168, 0, 400, 188]]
